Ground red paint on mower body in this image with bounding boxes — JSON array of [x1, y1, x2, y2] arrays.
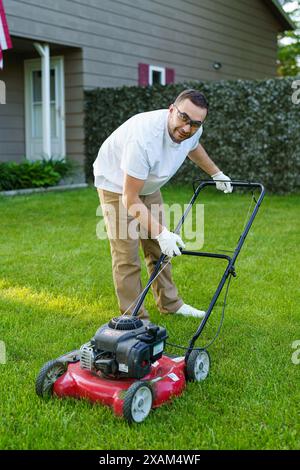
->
[[53, 355, 186, 416]]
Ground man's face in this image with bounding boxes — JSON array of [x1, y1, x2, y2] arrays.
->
[[167, 99, 207, 143]]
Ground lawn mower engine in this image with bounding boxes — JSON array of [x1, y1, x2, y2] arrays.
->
[[80, 316, 168, 379]]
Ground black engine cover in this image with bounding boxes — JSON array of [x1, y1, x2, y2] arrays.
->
[[92, 316, 168, 378]]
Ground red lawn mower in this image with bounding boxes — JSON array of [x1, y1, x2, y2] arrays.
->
[[35, 181, 265, 423]]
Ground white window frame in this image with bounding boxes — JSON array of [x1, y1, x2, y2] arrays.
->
[[149, 65, 166, 86], [24, 56, 66, 160]]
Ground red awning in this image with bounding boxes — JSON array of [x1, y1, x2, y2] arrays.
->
[[0, 0, 12, 69]]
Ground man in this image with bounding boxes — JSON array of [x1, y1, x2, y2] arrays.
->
[[94, 89, 232, 320]]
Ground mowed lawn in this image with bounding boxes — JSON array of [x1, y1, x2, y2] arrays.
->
[[0, 185, 299, 450]]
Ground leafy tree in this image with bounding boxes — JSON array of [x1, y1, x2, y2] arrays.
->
[[277, 1, 300, 76]]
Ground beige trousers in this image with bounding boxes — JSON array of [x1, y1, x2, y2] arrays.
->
[[97, 189, 183, 319]]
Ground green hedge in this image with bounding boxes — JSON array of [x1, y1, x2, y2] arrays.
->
[[0, 158, 72, 191], [85, 78, 300, 193]]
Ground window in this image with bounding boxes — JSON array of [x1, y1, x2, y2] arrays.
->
[[138, 63, 175, 86], [24, 56, 65, 160], [149, 65, 166, 85], [32, 69, 57, 138]]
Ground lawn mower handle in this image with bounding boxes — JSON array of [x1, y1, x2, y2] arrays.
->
[[174, 180, 264, 236], [184, 180, 265, 360], [131, 181, 265, 347]]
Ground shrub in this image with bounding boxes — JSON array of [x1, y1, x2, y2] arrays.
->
[[84, 78, 300, 193], [0, 158, 73, 191]]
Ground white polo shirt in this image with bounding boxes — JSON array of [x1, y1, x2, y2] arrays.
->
[[93, 109, 203, 195]]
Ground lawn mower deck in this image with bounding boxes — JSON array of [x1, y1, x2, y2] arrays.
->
[[54, 354, 187, 420], [36, 315, 210, 423]]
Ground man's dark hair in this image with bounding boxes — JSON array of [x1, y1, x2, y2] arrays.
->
[[175, 89, 209, 111]]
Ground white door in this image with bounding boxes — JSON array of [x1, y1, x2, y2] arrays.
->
[[24, 56, 65, 160]]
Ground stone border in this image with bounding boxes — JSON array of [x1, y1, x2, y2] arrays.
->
[[0, 183, 89, 197]]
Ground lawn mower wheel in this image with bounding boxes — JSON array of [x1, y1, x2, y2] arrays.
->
[[35, 360, 67, 398], [123, 381, 153, 424], [186, 349, 210, 382]]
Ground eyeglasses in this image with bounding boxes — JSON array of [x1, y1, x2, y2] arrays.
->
[[173, 104, 203, 129]]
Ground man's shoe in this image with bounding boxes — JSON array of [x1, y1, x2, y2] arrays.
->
[[175, 304, 205, 318]]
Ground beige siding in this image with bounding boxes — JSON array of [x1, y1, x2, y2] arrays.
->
[[0, 0, 288, 166], [63, 48, 84, 172], [5, 0, 284, 86], [0, 46, 84, 168], [0, 52, 25, 162]]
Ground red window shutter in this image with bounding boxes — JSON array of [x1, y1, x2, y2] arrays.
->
[[166, 68, 175, 84], [138, 63, 149, 86]]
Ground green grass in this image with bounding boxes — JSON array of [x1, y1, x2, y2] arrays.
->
[[0, 185, 299, 450]]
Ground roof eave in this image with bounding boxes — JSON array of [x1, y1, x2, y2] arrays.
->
[[264, 0, 297, 31]]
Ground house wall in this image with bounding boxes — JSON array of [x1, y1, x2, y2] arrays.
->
[[0, 52, 26, 162], [63, 48, 84, 168], [3, 0, 283, 88], [0, 47, 84, 165], [0, 0, 286, 166]]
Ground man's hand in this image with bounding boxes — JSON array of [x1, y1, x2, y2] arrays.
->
[[211, 171, 233, 193], [156, 227, 185, 257]]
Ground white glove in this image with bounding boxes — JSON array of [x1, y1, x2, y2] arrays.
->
[[156, 227, 185, 257], [211, 171, 233, 193]]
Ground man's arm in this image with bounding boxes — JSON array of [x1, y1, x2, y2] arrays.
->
[[188, 143, 220, 175], [188, 143, 233, 193], [122, 173, 163, 238], [122, 173, 185, 256]]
